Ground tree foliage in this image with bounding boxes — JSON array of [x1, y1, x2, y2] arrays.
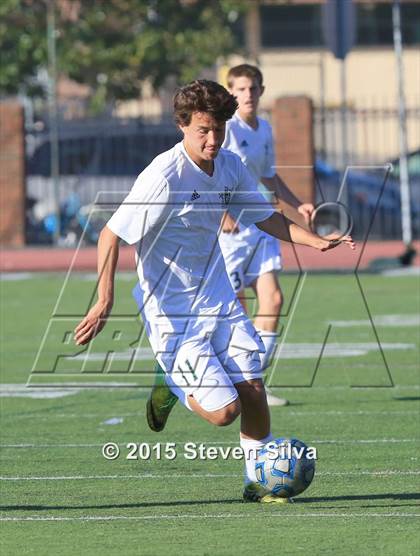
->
[[0, 0, 247, 100]]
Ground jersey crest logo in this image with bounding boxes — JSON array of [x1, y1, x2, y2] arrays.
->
[[219, 186, 232, 206], [190, 189, 200, 201], [240, 140, 249, 148]]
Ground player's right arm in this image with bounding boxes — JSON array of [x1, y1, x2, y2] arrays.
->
[[74, 168, 171, 346], [232, 156, 354, 252], [74, 225, 120, 345], [256, 211, 355, 251]]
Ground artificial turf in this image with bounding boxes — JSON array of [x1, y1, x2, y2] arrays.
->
[[1, 272, 419, 555]]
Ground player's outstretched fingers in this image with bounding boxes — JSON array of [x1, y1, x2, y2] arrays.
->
[[74, 319, 89, 344], [321, 236, 355, 252], [74, 301, 111, 345], [74, 326, 95, 345], [74, 320, 97, 345], [340, 235, 356, 250]]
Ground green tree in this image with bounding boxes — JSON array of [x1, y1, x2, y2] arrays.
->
[[0, 0, 247, 100], [0, 0, 49, 96]]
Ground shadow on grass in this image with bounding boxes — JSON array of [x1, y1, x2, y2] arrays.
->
[[296, 492, 420, 504], [392, 396, 420, 402], [311, 503, 419, 510], [0, 498, 241, 512], [2, 493, 420, 512]]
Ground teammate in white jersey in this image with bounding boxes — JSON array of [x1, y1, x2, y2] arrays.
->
[[220, 64, 315, 406], [74, 80, 354, 503]]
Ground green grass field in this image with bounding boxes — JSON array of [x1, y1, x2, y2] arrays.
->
[[1, 272, 419, 555]]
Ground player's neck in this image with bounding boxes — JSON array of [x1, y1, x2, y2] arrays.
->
[[183, 142, 214, 176], [238, 111, 258, 130], [198, 160, 214, 176]]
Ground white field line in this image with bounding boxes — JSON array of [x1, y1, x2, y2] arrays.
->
[[1, 438, 418, 449], [329, 314, 420, 328], [2, 412, 143, 420], [1, 513, 419, 522], [50, 342, 414, 363], [276, 385, 420, 390], [3, 409, 418, 421], [5, 384, 419, 391], [276, 411, 420, 416], [382, 267, 420, 277], [1, 470, 420, 481], [0, 273, 34, 281], [3, 269, 415, 281]]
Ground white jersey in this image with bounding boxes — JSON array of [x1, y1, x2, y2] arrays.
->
[[107, 141, 274, 357], [223, 113, 275, 183], [219, 113, 276, 249]]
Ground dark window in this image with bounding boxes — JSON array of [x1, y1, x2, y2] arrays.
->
[[357, 3, 420, 46], [260, 5, 322, 48], [256, 3, 420, 49]]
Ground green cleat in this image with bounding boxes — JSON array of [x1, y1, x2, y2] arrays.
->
[[243, 482, 291, 504], [146, 363, 178, 432]]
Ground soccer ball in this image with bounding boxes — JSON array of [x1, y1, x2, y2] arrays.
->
[[255, 437, 315, 498]]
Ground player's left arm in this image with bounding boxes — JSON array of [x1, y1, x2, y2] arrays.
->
[[261, 174, 314, 227], [256, 211, 355, 252]]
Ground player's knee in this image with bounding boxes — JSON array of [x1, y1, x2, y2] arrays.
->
[[237, 378, 266, 402], [247, 378, 266, 396], [211, 399, 241, 427]]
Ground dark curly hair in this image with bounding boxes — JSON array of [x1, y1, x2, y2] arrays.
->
[[173, 80, 238, 127]]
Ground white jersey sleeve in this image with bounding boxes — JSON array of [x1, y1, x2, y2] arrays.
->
[[107, 170, 170, 245], [229, 157, 274, 228], [222, 124, 236, 154], [261, 122, 276, 179]]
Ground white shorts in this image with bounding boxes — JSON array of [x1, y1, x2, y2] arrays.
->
[[221, 231, 282, 293], [159, 307, 265, 413]]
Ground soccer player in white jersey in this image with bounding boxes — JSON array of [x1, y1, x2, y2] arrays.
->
[[220, 64, 315, 406], [74, 80, 354, 503]]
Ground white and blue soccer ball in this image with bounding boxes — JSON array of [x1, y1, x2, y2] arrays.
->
[[255, 437, 315, 498]]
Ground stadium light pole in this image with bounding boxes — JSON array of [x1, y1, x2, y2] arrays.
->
[[321, 0, 355, 232], [46, 0, 61, 245], [392, 0, 413, 250]]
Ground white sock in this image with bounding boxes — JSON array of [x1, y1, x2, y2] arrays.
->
[[240, 433, 274, 485], [256, 328, 277, 371]]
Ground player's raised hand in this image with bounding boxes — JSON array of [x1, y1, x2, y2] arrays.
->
[[297, 203, 315, 225], [74, 301, 112, 345], [221, 211, 240, 234]]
